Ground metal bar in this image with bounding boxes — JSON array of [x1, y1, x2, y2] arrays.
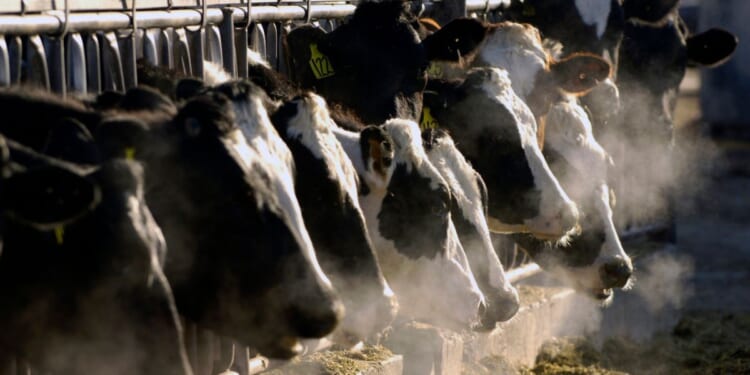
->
[[84, 32, 101, 92], [172, 27, 191, 76], [506, 262, 541, 284], [7, 36, 21, 84], [186, 28, 205, 78], [249, 22, 266, 60], [0, 36, 9, 86], [143, 28, 159, 65], [25, 35, 50, 89], [120, 31, 138, 89], [464, 0, 509, 12], [100, 31, 125, 91], [159, 28, 173, 68], [235, 24, 248, 78], [219, 8, 236, 76], [0, 5, 355, 35], [67, 33, 87, 93], [45, 35, 67, 95], [265, 22, 278, 70], [206, 24, 223, 64]]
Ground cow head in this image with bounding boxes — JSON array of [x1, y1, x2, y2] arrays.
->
[[347, 119, 484, 329], [285, 0, 489, 124], [423, 128, 520, 329], [269, 92, 398, 344], [97, 84, 343, 359], [513, 98, 632, 303], [423, 67, 580, 243]]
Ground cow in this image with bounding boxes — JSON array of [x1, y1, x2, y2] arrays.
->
[[422, 128, 520, 329], [423, 67, 580, 242], [0, 86, 344, 359], [500, 0, 684, 128], [332, 119, 485, 329], [285, 0, 490, 124], [607, 9, 737, 228], [0, 136, 192, 375], [267, 91, 398, 344], [512, 98, 633, 302]]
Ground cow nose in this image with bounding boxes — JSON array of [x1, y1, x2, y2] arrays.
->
[[476, 288, 520, 331], [600, 259, 633, 289], [287, 296, 345, 339]]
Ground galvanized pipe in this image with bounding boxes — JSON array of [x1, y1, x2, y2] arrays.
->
[[0, 5, 355, 35]]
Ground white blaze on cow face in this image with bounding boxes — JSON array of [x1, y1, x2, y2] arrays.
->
[[426, 134, 515, 293], [574, 0, 612, 39], [475, 23, 549, 99], [478, 68, 580, 242], [228, 95, 333, 291], [284, 94, 361, 204], [543, 98, 633, 299]]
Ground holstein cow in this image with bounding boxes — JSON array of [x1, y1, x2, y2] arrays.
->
[[423, 67, 580, 242], [0, 137, 192, 375], [512, 98, 633, 302], [267, 91, 399, 343], [285, 0, 490, 124], [500, 0, 684, 128], [422, 129, 520, 329], [0, 86, 343, 359], [608, 8, 737, 228], [333, 119, 485, 329], [134, 59, 400, 344]]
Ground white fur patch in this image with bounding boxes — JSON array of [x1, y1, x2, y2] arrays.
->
[[426, 135, 511, 290], [285, 94, 361, 204], [247, 48, 271, 69], [382, 119, 446, 191], [202, 60, 234, 86], [228, 98, 331, 289], [575, 0, 612, 39], [476, 24, 548, 99]]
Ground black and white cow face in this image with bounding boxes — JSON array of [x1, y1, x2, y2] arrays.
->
[[0, 142, 191, 375], [269, 92, 398, 344], [423, 129, 520, 330], [617, 14, 738, 144], [335, 120, 484, 329], [285, 0, 489, 124], [513, 99, 632, 303], [424, 67, 580, 242], [103, 84, 343, 359]]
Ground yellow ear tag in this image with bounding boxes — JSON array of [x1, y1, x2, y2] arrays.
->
[[309, 43, 335, 80], [420, 107, 439, 131], [54, 226, 65, 245], [426, 62, 443, 78], [125, 147, 136, 160]]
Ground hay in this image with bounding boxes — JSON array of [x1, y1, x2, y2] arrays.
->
[[265, 345, 393, 375]]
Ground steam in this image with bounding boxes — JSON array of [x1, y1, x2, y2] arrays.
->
[[633, 251, 695, 314]]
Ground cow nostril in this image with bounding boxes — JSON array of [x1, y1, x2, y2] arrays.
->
[[601, 260, 633, 288], [287, 301, 343, 339]]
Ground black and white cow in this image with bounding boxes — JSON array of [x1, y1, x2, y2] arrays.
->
[[285, 0, 489, 124], [0, 136, 192, 375], [267, 91, 399, 343], [0, 86, 344, 359], [512, 98, 633, 302], [422, 129, 520, 329], [333, 119, 485, 329], [423, 67, 580, 241]]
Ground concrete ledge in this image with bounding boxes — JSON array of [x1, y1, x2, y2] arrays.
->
[[382, 321, 464, 375]]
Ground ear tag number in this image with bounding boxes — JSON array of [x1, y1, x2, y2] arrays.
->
[[125, 147, 136, 160], [54, 226, 65, 245], [309, 43, 335, 80], [426, 62, 443, 78], [420, 107, 439, 130]]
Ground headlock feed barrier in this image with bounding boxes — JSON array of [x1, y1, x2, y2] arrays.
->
[[0, 0, 670, 373]]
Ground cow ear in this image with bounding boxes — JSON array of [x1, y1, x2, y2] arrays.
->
[[624, 0, 679, 24], [42, 117, 100, 165], [423, 18, 489, 62], [3, 166, 100, 229], [550, 54, 611, 94], [285, 25, 330, 85], [686, 28, 738, 68]]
